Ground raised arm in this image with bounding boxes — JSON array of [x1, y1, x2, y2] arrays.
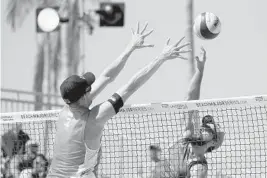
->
[[116, 38, 190, 102], [185, 47, 207, 101], [92, 37, 191, 125], [89, 22, 154, 99]]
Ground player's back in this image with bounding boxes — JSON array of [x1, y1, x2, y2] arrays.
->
[[48, 106, 91, 177], [167, 139, 191, 177], [148, 141, 189, 178]]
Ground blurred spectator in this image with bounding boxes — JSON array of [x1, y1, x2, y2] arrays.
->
[[1, 148, 8, 178], [4, 140, 40, 178], [1, 124, 29, 178], [19, 154, 49, 178], [20, 140, 39, 170], [1, 124, 30, 158], [7, 154, 23, 178], [1, 125, 42, 178]]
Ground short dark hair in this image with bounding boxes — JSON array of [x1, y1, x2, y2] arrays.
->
[[60, 72, 95, 104]]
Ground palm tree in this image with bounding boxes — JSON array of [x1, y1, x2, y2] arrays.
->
[[5, 0, 93, 110], [6, 0, 96, 159]]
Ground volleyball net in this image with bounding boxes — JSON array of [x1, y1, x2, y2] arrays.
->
[[1, 95, 267, 178]]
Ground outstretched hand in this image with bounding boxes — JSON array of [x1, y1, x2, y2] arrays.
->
[[159, 36, 191, 60], [195, 47, 207, 72], [129, 22, 154, 49]]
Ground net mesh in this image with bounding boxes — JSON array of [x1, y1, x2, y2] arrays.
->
[[1, 95, 267, 178]]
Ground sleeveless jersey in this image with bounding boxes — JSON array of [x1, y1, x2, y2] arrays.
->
[[48, 106, 99, 178]]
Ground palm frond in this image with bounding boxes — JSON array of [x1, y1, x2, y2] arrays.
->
[[6, 0, 36, 30]]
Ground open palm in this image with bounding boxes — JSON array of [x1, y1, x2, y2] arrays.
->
[[159, 36, 191, 60], [130, 22, 154, 49]]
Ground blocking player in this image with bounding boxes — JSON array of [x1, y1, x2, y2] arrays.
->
[[47, 21, 191, 178]]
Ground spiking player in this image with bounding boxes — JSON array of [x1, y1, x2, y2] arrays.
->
[[148, 48, 225, 178], [47, 22, 191, 178]]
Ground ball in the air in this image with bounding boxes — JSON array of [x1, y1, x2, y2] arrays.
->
[[194, 12, 221, 40], [37, 8, 60, 32]]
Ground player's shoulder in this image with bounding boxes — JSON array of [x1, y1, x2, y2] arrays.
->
[[56, 106, 68, 122], [59, 105, 69, 115], [89, 101, 116, 122]]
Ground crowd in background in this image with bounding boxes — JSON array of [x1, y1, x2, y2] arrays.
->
[[1, 126, 49, 178]]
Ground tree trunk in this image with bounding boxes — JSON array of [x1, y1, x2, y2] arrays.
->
[[50, 31, 61, 96], [33, 34, 45, 111], [60, 23, 69, 86], [185, 0, 195, 79], [67, 0, 81, 76]]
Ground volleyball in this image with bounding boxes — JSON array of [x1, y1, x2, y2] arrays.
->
[[193, 12, 221, 40]]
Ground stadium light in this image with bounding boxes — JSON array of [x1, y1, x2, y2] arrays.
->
[[96, 2, 125, 27], [36, 7, 60, 33], [36, 7, 69, 33]]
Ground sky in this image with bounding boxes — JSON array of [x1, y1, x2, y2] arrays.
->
[[1, 0, 267, 106]]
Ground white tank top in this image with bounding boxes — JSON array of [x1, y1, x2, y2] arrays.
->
[[48, 106, 99, 178]]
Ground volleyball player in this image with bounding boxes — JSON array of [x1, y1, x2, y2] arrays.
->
[[148, 48, 225, 178], [47, 21, 191, 178], [178, 47, 225, 178], [167, 112, 225, 178]]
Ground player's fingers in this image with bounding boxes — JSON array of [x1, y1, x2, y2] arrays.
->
[[172, 52, 188, 59], [201, 46, 206, 53], [131, 28, 135, 35], [175, 43, 190, 50], [201, 47, 207, 63], [166, 38, 171, 46], [143, 29, 154, 37], [178, 56, 188, 60], [175, 49, 192, 53], [195, 56, 200, 62], [174, 36, 185, 47], [201, 46, 206, 56], [136, 21, 140, 33], [141, 22, 148, 34], [141, 44, 154, 48], [173, 51, 185, 56]]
